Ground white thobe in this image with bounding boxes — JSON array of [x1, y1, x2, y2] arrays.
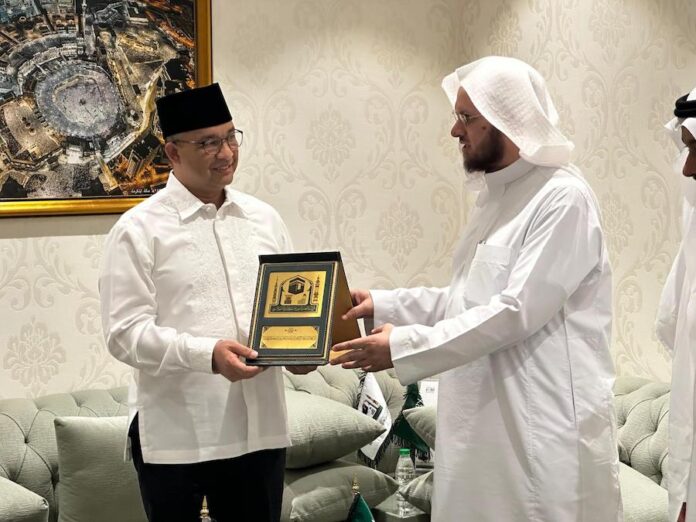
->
[[100, 173, 292, 464], [657, 192, 696, 522], [373, 159, 621, 521]]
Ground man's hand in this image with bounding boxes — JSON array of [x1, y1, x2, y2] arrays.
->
[[678, 503, 686, 522], [342, 289, 374, 321], [284, 365, 319, 375], [212, 340, 265, 382], [330, 324, 394, 372]]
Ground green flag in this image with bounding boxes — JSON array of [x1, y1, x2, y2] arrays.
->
[[390, 383, 431, 459], [345, 492, 375, 522]]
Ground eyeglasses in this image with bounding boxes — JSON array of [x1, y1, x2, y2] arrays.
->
[[173, 129, 244, 155], [452, 110, 482, 126]]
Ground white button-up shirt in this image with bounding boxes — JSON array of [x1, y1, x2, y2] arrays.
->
[[100, 173, 292, 464], [373, 160, 621, 521]]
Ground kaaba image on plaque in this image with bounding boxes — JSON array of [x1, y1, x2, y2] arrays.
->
[[247, 252, 360, 366]]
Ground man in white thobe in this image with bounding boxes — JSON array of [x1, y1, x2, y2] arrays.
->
[[332, 56, 621, 521], [100, 83, 303, 522], [657, 86, 696, 522]]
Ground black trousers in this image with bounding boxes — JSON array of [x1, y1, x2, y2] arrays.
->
[[129, 417, 286, 522]]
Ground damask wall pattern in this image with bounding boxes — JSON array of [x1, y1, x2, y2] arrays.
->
[[0, 0, 694, 398]]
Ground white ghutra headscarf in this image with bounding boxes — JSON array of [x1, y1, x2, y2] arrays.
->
[[442, 56, 574, 169]]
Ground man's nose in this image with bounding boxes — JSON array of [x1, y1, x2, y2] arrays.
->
[[217, 140, 237, 158], [451, 120, 465, 138]]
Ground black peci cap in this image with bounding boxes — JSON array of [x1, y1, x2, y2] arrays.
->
[[155, 83, 232, 138]]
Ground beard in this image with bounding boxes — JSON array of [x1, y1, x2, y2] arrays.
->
[[463, 126, 505, 173]]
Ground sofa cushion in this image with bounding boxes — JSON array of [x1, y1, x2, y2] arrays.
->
[[400, 470, 433, 514], [285, 367, 407, 474], [54, 416, 146, 522], [286, 390, 385, 469], [0, 387, 129, 521], [282, 459, 398, 522], [402, 407, 436, 450], [620, 462, 668, 522], [0, 476, 49, 522]]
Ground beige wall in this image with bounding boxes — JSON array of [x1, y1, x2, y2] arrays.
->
[[1, 0, 694, 398]]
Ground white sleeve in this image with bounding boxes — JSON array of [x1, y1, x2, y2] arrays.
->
[[99, 222, 219, 377], [656, 248, 684, 355], [372, 287, 450, 327], [389, 187, 604, 384]]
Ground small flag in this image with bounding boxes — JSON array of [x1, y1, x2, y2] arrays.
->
[[346, 490, 375, 522], [390, 383, 430, 460]]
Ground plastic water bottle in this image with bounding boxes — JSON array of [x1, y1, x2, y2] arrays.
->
[[395, 448, 415, 517]]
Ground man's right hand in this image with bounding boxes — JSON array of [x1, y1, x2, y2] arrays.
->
[[342, 289, 374, 321], [212, 340, 265, 382]]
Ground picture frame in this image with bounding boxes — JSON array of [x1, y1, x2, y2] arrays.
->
[[0, 0, 212, 217]]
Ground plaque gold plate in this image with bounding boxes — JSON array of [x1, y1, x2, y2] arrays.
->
[[247, 252, 360, 366]]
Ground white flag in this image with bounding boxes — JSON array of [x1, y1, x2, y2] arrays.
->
[[357, 372, 392, 461]]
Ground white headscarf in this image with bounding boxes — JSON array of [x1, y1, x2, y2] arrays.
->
[[442, 56, 574, 168]]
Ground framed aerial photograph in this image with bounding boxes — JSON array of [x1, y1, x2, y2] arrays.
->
[[0, 0, 211, 217]]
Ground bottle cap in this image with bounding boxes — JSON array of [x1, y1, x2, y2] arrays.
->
[[399, 448, 410, 456]]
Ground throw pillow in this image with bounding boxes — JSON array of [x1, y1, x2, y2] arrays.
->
[[54, 416, 147, 522], [283, 459, 398, 521], [0, 476, 49, 522], [400, 470, 433, 514], [285, 390, 385, 469], [619, 463, 668, 522], [402, 406, 436, 449]]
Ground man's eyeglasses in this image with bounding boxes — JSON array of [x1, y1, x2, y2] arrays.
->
[[452, 111, 482, 126], [173, 129, 244, 155]]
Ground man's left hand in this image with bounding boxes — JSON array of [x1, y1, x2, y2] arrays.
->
[[330, 324, 395, 372]]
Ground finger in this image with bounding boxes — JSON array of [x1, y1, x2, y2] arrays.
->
[[225, 352, 257, 372], [371, 325, 385, 334], [341, 360, 364, 370], [227, 342, 258, 359], [233, 359, 266, 376], [332, 349, 369, 366], [242, 365, 266, 377], [350, 289, 365, 305], [332, 339, 365, 352], [342, 303, 368, 321]]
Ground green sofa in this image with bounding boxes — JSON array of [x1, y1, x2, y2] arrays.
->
[[397, 376, 670, 522], [0, 366, 407, 522], [0, 373, 671, 522]]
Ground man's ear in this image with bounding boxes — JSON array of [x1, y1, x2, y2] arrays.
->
[[164, 141, 180, 165]]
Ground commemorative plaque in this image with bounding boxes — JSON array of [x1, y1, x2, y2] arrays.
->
[[246, 252, 360, 366]]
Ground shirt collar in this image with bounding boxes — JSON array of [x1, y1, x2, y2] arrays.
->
[[165, 172, 244, 220], [484, 158, 535, 188]]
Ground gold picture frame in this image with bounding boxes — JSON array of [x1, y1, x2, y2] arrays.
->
[[0, 0, 212, 217]]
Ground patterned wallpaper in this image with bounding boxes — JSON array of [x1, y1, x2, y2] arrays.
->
[[0, 0, 694, 398]]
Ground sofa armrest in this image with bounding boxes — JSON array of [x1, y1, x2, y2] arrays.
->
[[620, 462, 668, 522], [0, 477, 49, 522]]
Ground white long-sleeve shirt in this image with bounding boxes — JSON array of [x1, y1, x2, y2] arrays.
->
[[99, 173, 292, 464], [373, 159, 621, 521]]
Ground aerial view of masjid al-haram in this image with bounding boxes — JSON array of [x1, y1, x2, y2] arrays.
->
[[0, 0, 195, 200]]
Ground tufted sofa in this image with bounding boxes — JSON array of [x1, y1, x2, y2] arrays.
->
[[614, 376, 670, 521], [0, 373, 673, 522], [397, 376, 672, 522], [0, 366, 407, 522]]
